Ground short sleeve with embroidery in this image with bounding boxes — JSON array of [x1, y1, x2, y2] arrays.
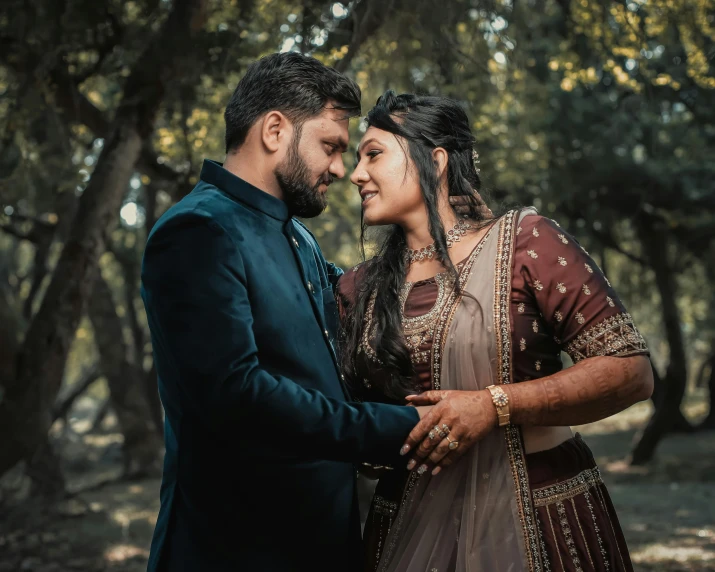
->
[[510, 214, 649, 382]]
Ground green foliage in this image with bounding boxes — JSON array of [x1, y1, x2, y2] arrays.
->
[[0, 0, 713, 392]]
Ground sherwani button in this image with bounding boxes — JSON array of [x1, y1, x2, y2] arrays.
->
[[292, 237, 299, 248]]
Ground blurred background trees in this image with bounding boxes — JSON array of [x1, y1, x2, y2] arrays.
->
[[0, 0, 713, 503]]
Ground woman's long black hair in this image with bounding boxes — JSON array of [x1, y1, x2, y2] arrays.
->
[[341, 90, 493, 401]]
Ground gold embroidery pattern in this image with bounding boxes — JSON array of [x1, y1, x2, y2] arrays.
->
[[532, 227, 540, 237], [594, 484, 628, 570], [565, 312, 648, 363], [607, 296, 615, 307], [571, 497, 596, 568], [527, 249, 538, 259], [584, 489, 611, 570], [557, 256, 567, 266], [532, 467, 604, 507], [557, 501, 584, 572], [557, 233, 568, 244], [546, 506, 567, 572], [517, 226, 523, 235], [554, 311, 563, 322], [373, 495, 398, 517], [376, 471, 421, 571], [496, 211, 542, 571], [576, 312, 585, 325], [534, 510, 553, 572], [535, 360, 542, 371], [556, 283, 567, 294], [582, 284, 591, 295], [431, 225, 496, 391], [532, 320, 539, 333], [400, 272, 453, 367], [518, 302, 525, 313], [584, 263, 593, 274], [533, 279, 544, 291], [520, 338, 527, 351], [359, 291, 382, 364], [605, 277, 612, 287]]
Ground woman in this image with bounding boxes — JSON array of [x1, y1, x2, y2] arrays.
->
[[337, 91, 653, 572]]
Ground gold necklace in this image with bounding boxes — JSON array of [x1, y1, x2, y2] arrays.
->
[[404, 219, 472, 263]]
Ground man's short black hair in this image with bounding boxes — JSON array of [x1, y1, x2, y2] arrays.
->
[[224, 52, 361, 153]]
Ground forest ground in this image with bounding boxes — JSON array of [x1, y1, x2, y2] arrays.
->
[[1, 395, 713, 571]]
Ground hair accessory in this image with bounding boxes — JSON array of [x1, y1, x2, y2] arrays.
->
[[472, 149, 481, 174]]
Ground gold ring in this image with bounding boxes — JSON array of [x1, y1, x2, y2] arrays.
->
[[446, 436, 459, 451]]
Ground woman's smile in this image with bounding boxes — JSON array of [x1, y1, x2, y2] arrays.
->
[[360, 189, 379, 206]]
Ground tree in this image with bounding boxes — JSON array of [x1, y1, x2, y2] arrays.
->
[[0, 0, 209, 487]]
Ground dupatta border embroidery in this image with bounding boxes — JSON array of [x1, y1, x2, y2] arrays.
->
[[494, 210, 544, 572], [430, 223, 497, 390], [376, 222, 497, 571]]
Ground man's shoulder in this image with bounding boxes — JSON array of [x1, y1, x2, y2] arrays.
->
[[150, 182, 255, 239]]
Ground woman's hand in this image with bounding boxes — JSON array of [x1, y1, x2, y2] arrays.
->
[[399, 390, 497, 475]]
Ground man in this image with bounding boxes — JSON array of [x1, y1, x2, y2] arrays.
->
[[141, 52, 426, 572]]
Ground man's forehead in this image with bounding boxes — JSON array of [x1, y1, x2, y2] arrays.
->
[[317, 106, 352, 124], [307, 108, 350, 135]]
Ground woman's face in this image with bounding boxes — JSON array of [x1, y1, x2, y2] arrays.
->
[[350, 126, 425, 226]]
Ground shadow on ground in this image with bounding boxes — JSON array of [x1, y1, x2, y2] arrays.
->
[[1, 400, 714, 571]]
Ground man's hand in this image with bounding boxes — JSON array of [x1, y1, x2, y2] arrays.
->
[[399, 390, 497, 475]]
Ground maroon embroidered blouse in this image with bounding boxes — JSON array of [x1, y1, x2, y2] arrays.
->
[[337, 213, 649, 398]]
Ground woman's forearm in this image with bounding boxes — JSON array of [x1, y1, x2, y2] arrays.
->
[[503, 355, 653, 427]]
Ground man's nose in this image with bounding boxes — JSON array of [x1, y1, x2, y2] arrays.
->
[[331, 156, 346, 180]]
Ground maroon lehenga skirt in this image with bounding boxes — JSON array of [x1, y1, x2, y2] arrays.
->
[[363, 434, 633, 572]]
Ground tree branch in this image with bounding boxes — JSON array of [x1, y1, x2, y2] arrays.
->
[[590, 228, 647, 266]]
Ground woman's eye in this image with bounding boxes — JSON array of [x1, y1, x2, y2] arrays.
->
[[367, 150, 381, 159]]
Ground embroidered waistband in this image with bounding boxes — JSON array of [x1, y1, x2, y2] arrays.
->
[[531, 467, 603, 507]]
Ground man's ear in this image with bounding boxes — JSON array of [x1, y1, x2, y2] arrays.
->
[[432, 147, 448, 180], [260, 111, 291, 153]]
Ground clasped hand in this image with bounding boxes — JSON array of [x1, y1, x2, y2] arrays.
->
[[401, 390, 497, 476]]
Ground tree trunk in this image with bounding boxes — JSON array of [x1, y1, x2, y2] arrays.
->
[[89, 272, 163, 478], [698, 353, 715, 430], [52, 366, 102, 424], [25, 437, 66, 499], [91, 399, 112, 433], [631, 216, 689, 464], [0, 0, 208, 479]]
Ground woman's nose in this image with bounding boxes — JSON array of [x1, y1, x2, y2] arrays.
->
[[350, 165, 367, 186]]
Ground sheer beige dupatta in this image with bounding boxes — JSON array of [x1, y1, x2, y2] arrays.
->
[[377, 210, 542, 572]]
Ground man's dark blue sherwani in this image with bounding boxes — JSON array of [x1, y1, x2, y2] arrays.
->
[[141, 160, 418, 572]]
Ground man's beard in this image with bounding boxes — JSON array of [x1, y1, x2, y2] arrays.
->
[[275, 135, 333, 218]]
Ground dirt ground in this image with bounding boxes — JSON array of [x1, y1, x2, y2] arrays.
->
[[1, 397, 713, 572]]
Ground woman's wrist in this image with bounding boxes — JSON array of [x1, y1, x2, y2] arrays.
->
[[480, 389, 500, 428]]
